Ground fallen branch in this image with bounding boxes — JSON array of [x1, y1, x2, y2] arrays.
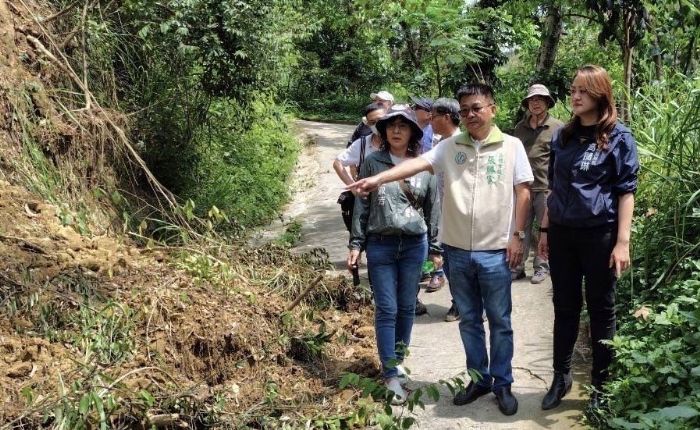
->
[[285, 274, 324, 311]]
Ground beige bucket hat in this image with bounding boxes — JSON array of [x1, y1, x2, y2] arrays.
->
[[522, 84, 555, 108]]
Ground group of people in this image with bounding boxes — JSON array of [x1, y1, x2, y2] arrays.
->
[[332, 65, 639, 417]]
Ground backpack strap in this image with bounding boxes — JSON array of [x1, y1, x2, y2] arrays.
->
[[359, 135, 368, 170]]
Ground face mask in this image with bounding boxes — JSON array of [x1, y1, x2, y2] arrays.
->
[[369, 125, 379, 135]]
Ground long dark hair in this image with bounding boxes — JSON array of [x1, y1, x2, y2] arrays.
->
[[562, 65, 618, 150], [380, 116, 422, 157]]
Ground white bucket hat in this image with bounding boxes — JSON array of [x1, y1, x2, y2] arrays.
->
[[522, 84, 555, 108]]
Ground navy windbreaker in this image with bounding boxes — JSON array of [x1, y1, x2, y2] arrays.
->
[[547, 122, 639, 228]]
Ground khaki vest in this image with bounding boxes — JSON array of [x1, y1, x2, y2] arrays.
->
[[439, 126, 517, 251]]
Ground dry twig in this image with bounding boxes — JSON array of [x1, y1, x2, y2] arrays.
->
[[285, 274, 324, 311]]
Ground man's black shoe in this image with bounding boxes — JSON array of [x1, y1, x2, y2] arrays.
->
[[415, 299, 428, 316], [541, 371, 572, 410], [453, 382, 491, 406], [494, 386, 518, 416], [444, 304, 460, 322]]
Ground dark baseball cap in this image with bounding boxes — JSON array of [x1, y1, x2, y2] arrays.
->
[[410, 96, 434, 111]]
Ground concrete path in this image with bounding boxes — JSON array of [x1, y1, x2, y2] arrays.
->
[[288, 120, 590, 429]]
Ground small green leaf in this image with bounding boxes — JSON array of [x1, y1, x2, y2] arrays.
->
[[339, 372, 355, 389], [139, 389, 155, 407], [402, 417, 416, 428], [79, 394, 91, 414], [656, 405, 699, 420], [609, 417, 644, 429], [426, 385, 440, 401]]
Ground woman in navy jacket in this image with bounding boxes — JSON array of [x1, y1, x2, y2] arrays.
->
[[537, 65, 639, 411]]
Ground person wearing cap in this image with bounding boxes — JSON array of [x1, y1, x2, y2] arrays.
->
[[347, 91, 395, 147], [371, 90, 395, 110], [347, 84, 533, 416], [334, 103, 387, 231], [511, 84, 564, 284], [410, 96, 438, 154], [410, 95, 437, 315], [347, 105, 442, 405], [335, 103, 387, 188]]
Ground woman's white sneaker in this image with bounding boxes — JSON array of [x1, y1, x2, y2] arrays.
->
[[396, 365, 409, 385], [385, 377, 409, 405]]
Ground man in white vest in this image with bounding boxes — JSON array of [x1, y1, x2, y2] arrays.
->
[[347, 83, 532, 416]]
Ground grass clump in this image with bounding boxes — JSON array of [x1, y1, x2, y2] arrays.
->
[[276, 219, 303, 248]]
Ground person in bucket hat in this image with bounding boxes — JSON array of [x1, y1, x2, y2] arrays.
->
[[375, 104, 423, 143], [347, 103, 442, 406], [521, 84, 555, 109], [511, 84, 563, 284]]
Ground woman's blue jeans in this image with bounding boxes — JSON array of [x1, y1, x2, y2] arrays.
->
[[366, 233, 428, 378], [444, 245, 514, 389]]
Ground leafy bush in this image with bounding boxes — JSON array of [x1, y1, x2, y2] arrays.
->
[[606, 268, 700, 429], [180, 99, 300, 229], [601, 75, 700, 428]]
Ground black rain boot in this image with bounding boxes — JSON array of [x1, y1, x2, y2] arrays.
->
[[541, 371, 573, 410]]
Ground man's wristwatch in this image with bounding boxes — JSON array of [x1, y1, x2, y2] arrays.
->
[[514, 230, 526, 240], [539, 227, 549, 233]]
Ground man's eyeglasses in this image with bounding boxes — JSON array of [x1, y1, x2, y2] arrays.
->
[[458, 103, 494, 117]]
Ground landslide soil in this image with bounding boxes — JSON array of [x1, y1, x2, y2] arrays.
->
[[0, 180, 378, 428], [0, 1, 379, 427]]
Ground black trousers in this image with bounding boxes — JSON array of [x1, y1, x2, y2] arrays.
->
[[549, 223, 617, 385]]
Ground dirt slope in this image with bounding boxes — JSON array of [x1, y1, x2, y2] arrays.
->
[[0, 177, 380, 428]]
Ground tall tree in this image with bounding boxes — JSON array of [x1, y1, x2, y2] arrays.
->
[[586, 0, 648, 121], [535, 1, 563, 74]]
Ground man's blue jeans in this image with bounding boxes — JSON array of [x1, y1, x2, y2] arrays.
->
[[366, 234, 427, 378], [444, 245, 514, 389]]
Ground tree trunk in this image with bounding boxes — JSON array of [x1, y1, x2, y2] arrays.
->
[[620, 10, 634, 123], [683, 33, 697, 76], [434, 54, 443, 97], [535, 3, 563, 74], [652, 33, 663, 81], [400, 21, 421, 69]]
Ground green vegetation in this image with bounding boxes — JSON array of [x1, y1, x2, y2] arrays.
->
[[599, 76, 700, 429], [44, 0, 307, 231], [276, 219, 304, 248]]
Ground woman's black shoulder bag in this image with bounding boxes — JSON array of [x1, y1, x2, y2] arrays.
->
[[338, 136, 368, 231]]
